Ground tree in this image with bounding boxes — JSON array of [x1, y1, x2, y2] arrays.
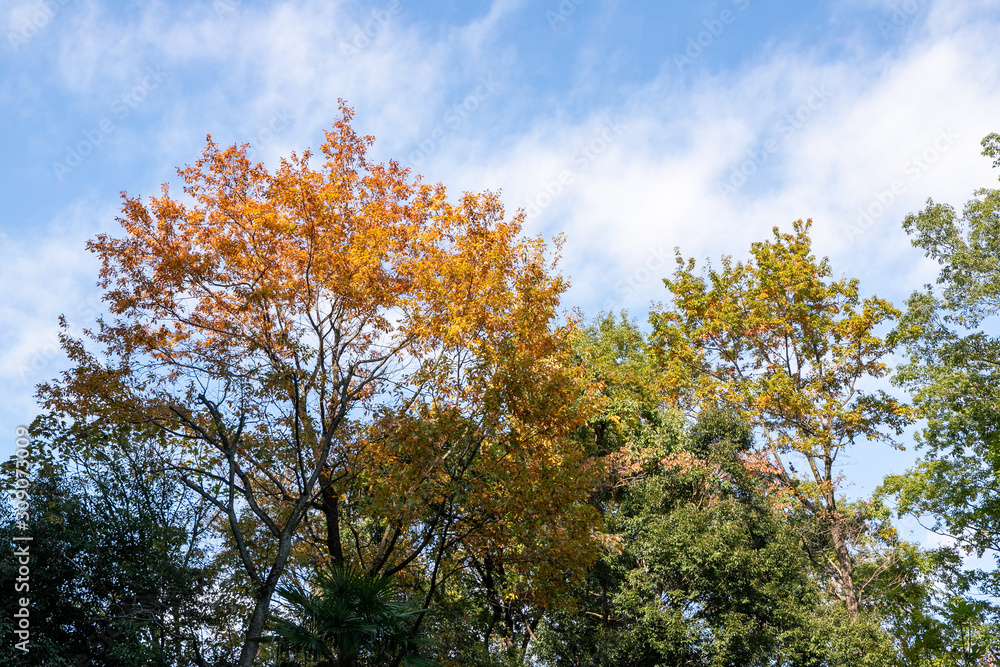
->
[[882, 133, 1000, 589], [569, 312, 668, 463], [535, 315, 964, 665], [650, 220, 912, 619], [533, 351, 897, 667], [262, 566, 434, 667], [37, 103, 599, 665], [0, 417, 220, 666]]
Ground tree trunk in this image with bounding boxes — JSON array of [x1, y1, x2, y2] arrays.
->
[[321, 477, 345, 567], [829, 516, 859, 619], [237, 533, 295, 667]]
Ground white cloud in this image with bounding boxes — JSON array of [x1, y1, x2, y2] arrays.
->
[[432, 5, 1000, 314], [0, 199, 114, 430], [4, 0, 1000, 496], [14, 0, 1000, 314]]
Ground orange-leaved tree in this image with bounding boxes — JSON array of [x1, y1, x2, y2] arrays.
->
[[650, 219, 911, 619], [38, 104, 600, 666]]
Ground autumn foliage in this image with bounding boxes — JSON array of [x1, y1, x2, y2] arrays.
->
[[20, 110, 1000, 666], [651, 220, 912, 618], [37, 103, 600, 666]]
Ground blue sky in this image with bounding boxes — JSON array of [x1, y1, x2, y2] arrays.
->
[[3, 0, 1000, 546]]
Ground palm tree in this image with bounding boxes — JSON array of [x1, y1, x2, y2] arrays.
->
[[261, 566, 437, 667]]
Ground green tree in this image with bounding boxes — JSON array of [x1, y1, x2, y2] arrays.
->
[[535, 404, 896, 666], [261, 566, 434, 667], [883, 134, 1000, 573], [534, 316, 896, 666], [650, 220, 911, 619], [0, 418, 222, 666], [876, 133, 1000, 665]]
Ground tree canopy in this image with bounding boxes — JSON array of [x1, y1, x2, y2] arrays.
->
[[882, 133, 1000, 602], [651, 219, 911, 618], [8, 117, 1000, 666], [34, 103, 599, 666]]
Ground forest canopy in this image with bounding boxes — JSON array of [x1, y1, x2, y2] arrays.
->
[[4, 112, 1000, 666]]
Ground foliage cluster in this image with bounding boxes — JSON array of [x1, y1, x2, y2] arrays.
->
[[5, 116, 1000, 666]]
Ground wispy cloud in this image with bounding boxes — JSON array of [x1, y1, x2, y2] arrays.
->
[[3, 0, 1000, 487]]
